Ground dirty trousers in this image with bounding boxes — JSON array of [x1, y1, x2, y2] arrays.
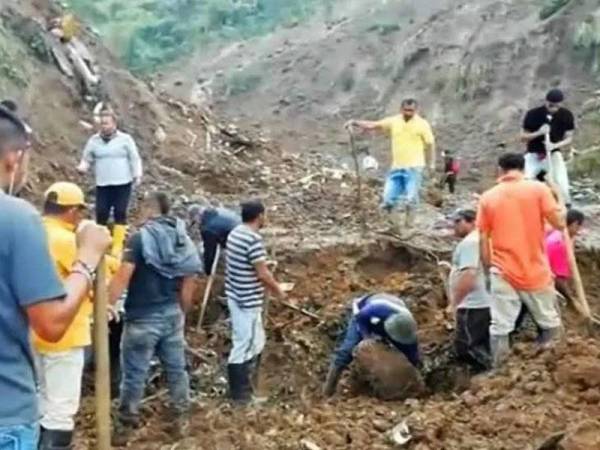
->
[[489, 272, 561, 336], [227, 299, 266, 365], [455, 307, 491, 370], [34, 348, 85, 431], [119, 311, 190, 419]]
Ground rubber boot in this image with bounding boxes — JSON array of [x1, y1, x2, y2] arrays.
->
[[111, 224, 128, 258], [111, 410, 139, 447], [227, 363, 252, 405], [322, 364, 344, 397], [250, 353, 262, 391], [538, 326, 562, 347], [490, 335, 511, 369], [38, 428, 73, 450]]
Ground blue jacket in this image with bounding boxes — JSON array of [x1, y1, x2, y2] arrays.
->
[[354, 294, 420, 366], [200, 208, 240, 275]]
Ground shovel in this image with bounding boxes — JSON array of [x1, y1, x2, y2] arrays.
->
[[544, 131, 600, 329], [196, 245, 221, 332], [346, 127, 368, 232]]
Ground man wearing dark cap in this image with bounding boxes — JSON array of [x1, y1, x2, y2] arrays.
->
[[521, 89, 575, 204], [448, 209, 491, 370]]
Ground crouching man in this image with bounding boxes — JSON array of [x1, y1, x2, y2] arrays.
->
[[323, 293, 423, 400], [109, 192, 201, 445]]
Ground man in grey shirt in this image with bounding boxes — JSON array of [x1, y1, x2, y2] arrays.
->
[[448, 209, 492, 370], [0, 106, 111, 447]]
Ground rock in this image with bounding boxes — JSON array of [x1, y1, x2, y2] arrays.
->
[[372, 419, 390, 432], [352, 340, 425, 401], [300, 439, 322, 450]]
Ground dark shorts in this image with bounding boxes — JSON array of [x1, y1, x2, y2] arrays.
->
[[455, 307, 491, 370]]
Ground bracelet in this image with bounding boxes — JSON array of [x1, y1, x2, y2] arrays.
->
[[70, 268, 93, 286], [74, 259, 97, 279]]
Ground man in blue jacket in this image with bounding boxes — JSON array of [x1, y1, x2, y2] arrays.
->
[[188, 204, 241, 275], [323, 293, 420, 397]]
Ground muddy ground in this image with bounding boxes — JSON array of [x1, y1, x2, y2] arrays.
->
[[72, 234, 600, 450]]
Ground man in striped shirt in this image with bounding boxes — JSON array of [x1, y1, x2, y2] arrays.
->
[[225, 200, 285, 405]]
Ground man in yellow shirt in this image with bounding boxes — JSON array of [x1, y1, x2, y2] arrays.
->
[[33, 182, 93, 450], [347, 99, 436, 227]]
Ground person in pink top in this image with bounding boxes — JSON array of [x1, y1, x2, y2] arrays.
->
[[545, 209, 585, 304]]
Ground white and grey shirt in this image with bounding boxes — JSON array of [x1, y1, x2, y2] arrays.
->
[[81, 130, 143, 187], [225, 224, 267, 309], [449, 231, 492, 309]]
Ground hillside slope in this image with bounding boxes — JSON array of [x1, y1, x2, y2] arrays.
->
[[160, 0, 600, 180]]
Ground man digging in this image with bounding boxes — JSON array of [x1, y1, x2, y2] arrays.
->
[[346, 98, 436, 229], [323, 293, 424, 400]]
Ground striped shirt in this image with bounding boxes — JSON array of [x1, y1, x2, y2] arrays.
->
[[225, 224, 267, 309]]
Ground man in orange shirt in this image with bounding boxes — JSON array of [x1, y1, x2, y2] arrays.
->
[[477, 153, 565, 368]]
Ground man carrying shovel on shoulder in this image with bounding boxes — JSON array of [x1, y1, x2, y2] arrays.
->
[[346, 98, 436, 229]]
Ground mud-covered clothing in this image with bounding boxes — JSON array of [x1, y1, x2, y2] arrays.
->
[[200, 208, 240, 275], [455, 307, 491, 370], [332, 294, 420, 370], [522, 106, 575, 155]]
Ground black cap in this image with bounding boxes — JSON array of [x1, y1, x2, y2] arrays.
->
[[452, 209, 476, 223], [546, 88, 564, 103]]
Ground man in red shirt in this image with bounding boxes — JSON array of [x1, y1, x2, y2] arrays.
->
[[477, 153, 565, 368]]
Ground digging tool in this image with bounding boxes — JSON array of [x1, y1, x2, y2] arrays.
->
[[94, 256, 111, 450], [280, 301, 321, 321], [196, 245, 221, 332], [544, 131, 600, 327], [346, 127, 367, 232]]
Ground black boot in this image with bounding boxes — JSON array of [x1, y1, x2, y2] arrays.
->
[[227, 363, 252, 405], [322, 364, 344, 397], [250, 353, 262, 390], [39, 428, 73, 450]]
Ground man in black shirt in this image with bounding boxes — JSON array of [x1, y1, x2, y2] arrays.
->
[[521, 89, 575, 204], [109, 192, 201, 444]]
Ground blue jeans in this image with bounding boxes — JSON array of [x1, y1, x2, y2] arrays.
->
[[0, 424, 38, 450], [382, 168, 423, 210], [119, 311, 189, 419], [332, 313, 363, 370]]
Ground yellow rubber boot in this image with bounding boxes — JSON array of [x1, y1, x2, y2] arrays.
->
[[111, 224, 128, 259]]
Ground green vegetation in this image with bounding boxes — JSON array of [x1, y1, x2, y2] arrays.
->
[[0, 24, 30, 91], [66, 0, 323, 73], [539, 0, 571, 20]]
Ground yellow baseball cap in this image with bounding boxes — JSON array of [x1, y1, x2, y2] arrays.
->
[[44, 182, 86, 207]]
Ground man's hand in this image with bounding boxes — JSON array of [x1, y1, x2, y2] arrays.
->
[[76, 221, 112, 269], [107, 304, 121, 323], [76, 161, 89, 174], [539, 124, 551, 136], [344, 120, 357, 130], [134, 177, 142, 187]]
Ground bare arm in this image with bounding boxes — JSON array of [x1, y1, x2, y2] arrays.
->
[[549, 130, 574, 151], [450, 269, 477, 311], [347, 119, 387, 133], [426, 141, 436, 170], [479, 232, 492, 270], [179, 276, 198, 313], [108, 262, 135, 306], [26, 223, 111, 342], [520, 124, 549, 143], [255, 261, 285, 299], [26, 272, 92, 343]]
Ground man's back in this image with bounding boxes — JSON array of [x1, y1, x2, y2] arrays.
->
[[202, 207, 240, 245], [477, 174, 557, 290], [0, 193, 65, 425]]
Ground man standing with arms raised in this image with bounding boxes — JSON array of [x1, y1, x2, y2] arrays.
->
[[521, 89, 575, 205], [347, 99, 436, 228], [477, 153, 565, 368], [0, 107, 110, 447]]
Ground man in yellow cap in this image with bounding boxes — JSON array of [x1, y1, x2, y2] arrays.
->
[[33, 182, 96, 450]]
